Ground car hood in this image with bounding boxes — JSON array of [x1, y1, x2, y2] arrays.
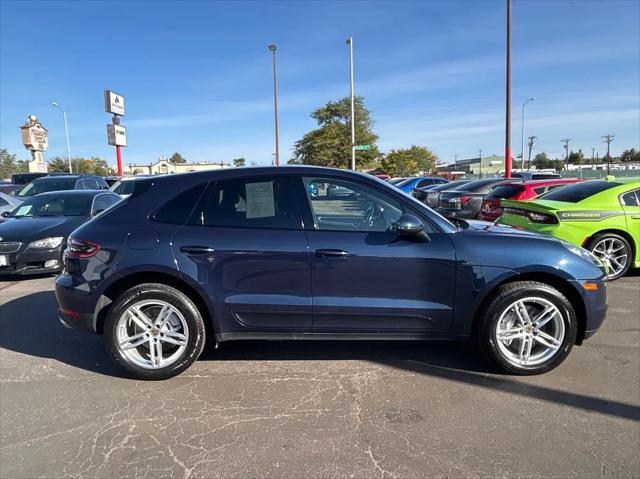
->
[[0, 216, 88, 243]]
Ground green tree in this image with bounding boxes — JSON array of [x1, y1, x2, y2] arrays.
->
[[620, 148, 640, 162], [532, 152, 551, 169], [233, 157, 246, 167], [379, 146, 438, 176], [0, 149, 17, 180], [169, 152, 187, 163], [292, 96, 379, 169], [47, 157, 69, 173], [568, 150, 584, 165]]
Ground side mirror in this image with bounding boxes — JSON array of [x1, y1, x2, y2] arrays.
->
[[396, 214, 424, 235], [1, 211, 10, 218]]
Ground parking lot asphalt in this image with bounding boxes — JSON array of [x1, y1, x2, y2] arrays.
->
[[1, 275, 639, 479]]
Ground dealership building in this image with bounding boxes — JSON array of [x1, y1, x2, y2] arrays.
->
[[126, 157, 231, 175]]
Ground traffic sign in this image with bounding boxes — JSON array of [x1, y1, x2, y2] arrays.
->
[[354, 145, 371, 151]]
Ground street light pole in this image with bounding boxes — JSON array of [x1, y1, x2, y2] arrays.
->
[[520, 97, 535, 170], [52, 102, 72, 173], [346, 36, 356, 170], [268, 44, 280, 167]]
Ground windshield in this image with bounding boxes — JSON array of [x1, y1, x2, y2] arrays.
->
[[110, 180, 138, 195], [539, 181, 621, 203], [9, 194, 92, 217], [18, 178, 76, 197]]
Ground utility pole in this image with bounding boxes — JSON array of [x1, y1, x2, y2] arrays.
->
[[454, 154, 458, 171], [602, 134, 614, 175], [527, 136, 536, 170], [504, 0, 512, 178], [478, 149, 483, 178], [561, 138, 571, 168], [346, 37, 356, 170], [268, 44, 280, 167], [591, 147, 595, 164], [520, 97, 535, 170]]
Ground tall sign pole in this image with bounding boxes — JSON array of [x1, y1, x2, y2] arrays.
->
[[504, 0, 512, 178], [268, 44, 280, 167], [104, 90, 126, 176], [347, 36, 356, 170]]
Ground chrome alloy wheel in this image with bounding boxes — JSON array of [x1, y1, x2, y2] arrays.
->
[[116, 300, 189, 370], [590, 237, 628, 279], [495, 297, 565, 367]]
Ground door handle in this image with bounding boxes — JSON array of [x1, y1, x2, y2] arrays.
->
[[314, 249, 349, 258], [180, 246, 215, 255]]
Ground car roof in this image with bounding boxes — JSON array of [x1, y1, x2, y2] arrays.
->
[[29, 190, 115, 199], [34, 174, 102, 181], [521, 178, 580, 186]]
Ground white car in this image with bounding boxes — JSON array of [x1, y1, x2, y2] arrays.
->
[[0, 192, 22, 221], [109, 175, 154, 199]]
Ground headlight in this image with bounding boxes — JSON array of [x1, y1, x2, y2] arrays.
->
[[28, 237, 64, 249]]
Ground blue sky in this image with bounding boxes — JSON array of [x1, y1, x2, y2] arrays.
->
[[1, 0, 638, 168]]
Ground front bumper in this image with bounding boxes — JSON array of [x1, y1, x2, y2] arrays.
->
[[570, 279, 608, 343], [0, 246, 63, 276]]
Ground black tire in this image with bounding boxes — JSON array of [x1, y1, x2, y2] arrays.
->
[[104, 283, 206, 380], [586, 232, 632, 281], [476, 281, 577, 375]]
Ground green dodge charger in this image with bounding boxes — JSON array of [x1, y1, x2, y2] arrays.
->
[[498, 177, 640, 280]]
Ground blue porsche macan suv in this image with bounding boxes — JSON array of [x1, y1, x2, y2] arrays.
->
[[55, 167, 608, 379]]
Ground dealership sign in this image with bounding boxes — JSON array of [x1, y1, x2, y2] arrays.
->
[[20, 120, 48, 152], [107, 124, 127, 147], [104, 90, 125, 116]]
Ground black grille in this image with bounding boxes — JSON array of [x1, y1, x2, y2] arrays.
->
[[0, 242, 21, 254]]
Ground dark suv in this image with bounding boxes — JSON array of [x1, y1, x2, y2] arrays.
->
[[17, 175, 108, 198], [55, 166, 607, 379]]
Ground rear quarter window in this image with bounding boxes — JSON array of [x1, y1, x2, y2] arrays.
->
[[152, 184, 207, 225], [540, 181, 621, 203]]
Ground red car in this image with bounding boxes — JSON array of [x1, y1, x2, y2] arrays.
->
[[479, 178, 580, 222]]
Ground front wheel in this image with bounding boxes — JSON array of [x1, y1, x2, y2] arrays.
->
[[477, 281, 577, 375], [104, 283, 206, 380]]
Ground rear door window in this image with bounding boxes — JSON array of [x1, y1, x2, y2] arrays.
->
[[620, 189, 640, 207], [192, 177, 301, 229]]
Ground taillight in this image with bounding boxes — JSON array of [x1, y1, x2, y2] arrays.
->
[[65, 237, 101, 258], [504, 208, 557, 224], [527, 212, 558, 224], [459, 195, 473, 204]]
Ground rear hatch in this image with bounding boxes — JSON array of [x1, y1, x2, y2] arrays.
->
[[438, 191, 484, 210]]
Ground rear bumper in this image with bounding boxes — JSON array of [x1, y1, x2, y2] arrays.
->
[[55, 272, 104, 333], [436, 208, 477, 219]]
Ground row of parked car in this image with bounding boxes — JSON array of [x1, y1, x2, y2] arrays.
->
[[0, 173, 151, 276], [391, 174, 639, 280]]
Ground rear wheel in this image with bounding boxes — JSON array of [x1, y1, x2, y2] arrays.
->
[[477, 281, 577, 375], [587, 233, 632, 280], [104, 283, 206, 380]]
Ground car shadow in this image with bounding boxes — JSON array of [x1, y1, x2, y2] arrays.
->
[[1, 291, 638, 422]]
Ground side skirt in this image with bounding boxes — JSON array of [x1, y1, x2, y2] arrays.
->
[[216, 332, 469, 342]]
